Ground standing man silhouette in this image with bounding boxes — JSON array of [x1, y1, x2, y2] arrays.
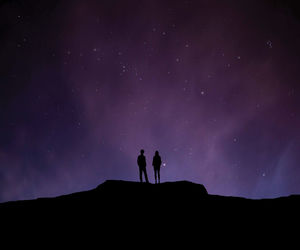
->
[[152, 151, 162, 184], [137, 149, 149, 183]]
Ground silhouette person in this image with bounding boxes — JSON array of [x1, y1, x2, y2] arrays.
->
[[137, 149, 149, 183], [152, 151, 162, 184]]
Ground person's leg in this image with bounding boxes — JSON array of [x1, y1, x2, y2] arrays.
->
[[158, 169, 160, 184], [139, 167, 143, 182], [144, 168, 149, 183], [154, 169, 157, 184]]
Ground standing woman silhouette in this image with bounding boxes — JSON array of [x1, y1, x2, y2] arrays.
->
[[152, 151, 162, 184]]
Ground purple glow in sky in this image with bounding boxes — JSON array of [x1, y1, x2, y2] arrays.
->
[[1, 0, 300, 202]]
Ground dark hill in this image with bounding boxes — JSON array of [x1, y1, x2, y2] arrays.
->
[[1, 180, 299, 243], [0, 180, 210, 220]]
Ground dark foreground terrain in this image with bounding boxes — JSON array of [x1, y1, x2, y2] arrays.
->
[[1, 180, 299, 244]]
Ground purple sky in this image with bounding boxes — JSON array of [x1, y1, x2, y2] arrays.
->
[[1, 0, 300, 202]]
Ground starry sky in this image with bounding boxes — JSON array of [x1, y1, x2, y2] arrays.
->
[[1, 0, 300, 202]]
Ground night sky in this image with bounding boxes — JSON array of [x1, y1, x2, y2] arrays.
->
[[1, 0, 300, 202]]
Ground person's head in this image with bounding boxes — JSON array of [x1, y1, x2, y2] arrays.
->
[[155, 150, 159, 155], [140, 149, 144, 155]]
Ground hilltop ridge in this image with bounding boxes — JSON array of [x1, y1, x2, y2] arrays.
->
[[1, 180, 300, 241]]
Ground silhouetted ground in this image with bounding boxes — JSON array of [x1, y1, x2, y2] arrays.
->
[[1, 180, 299, 245]]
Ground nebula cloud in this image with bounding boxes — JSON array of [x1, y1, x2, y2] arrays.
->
[[0, 0, 300, 201]]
